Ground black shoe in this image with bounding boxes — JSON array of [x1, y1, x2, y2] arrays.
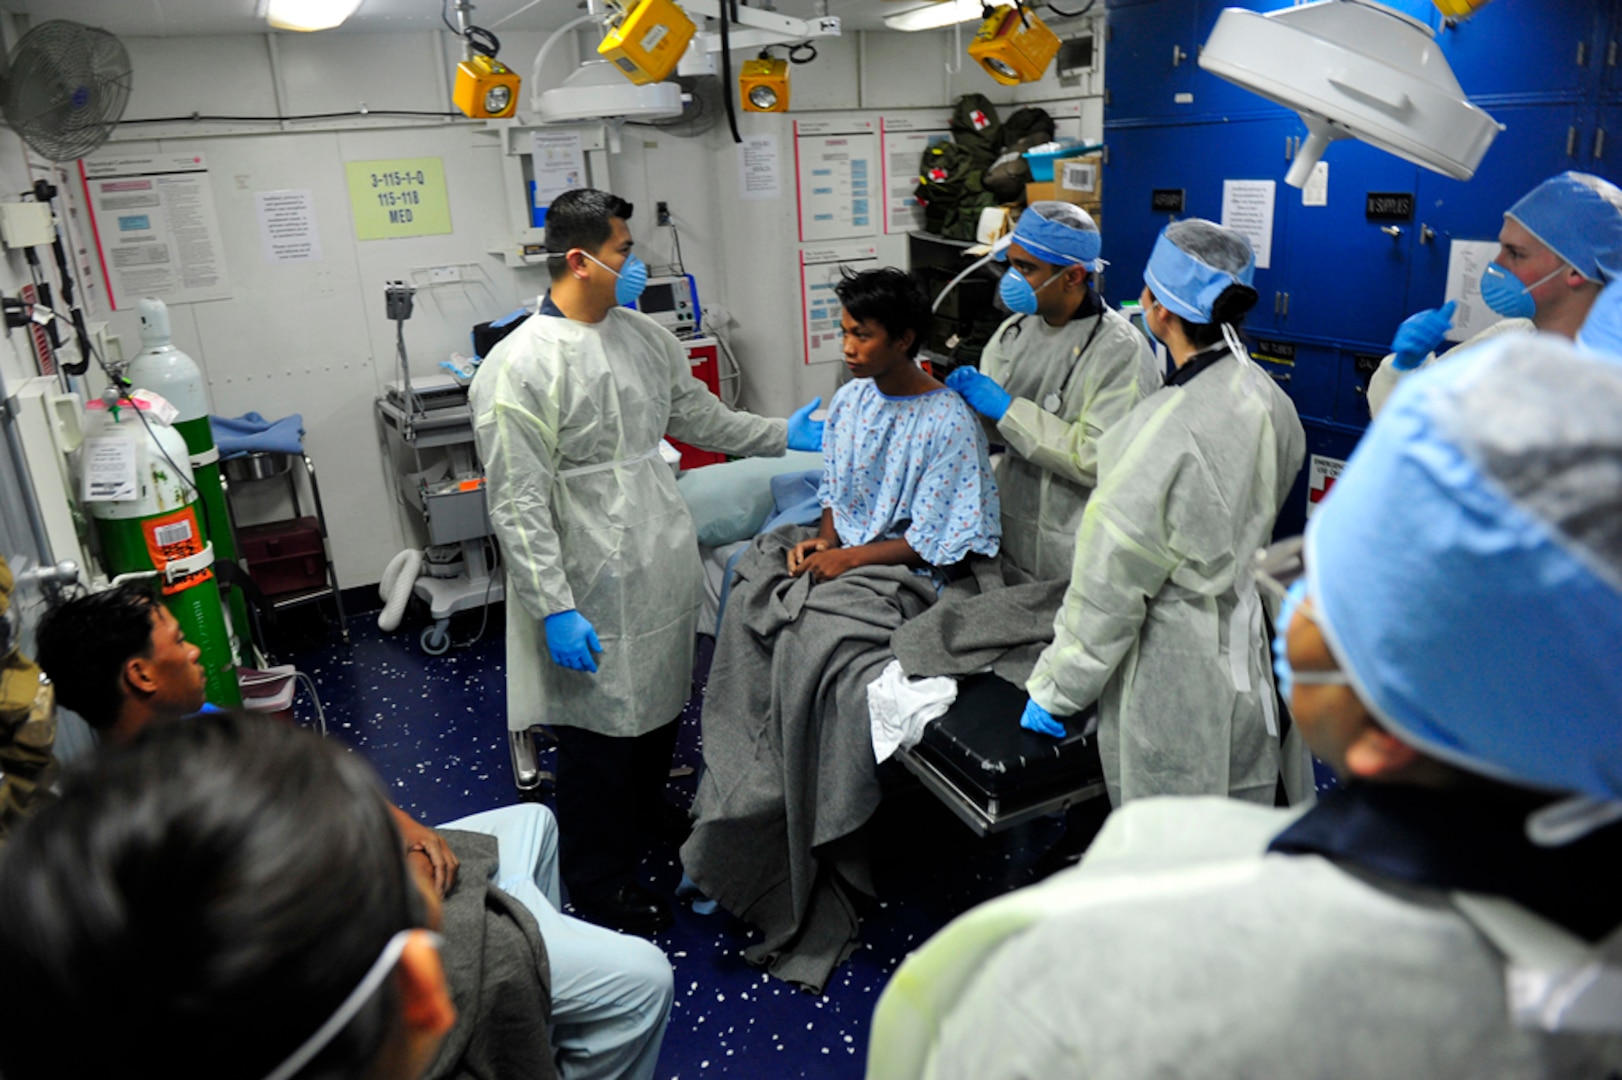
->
[[571, 883, 674, 936]]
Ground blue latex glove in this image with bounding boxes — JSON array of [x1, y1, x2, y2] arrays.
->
[[945, 366, 1013, 422], [544, 609, 601, 673], [1390, 300, 1457, 372], [1019, 697, 1066, 738], [787, 397, 825, 453]]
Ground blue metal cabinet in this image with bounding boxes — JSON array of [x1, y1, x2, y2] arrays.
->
[[1438, 0, 1603, 100], [1276, 131, 1423, 350], [1105, 0, 1200, 121]]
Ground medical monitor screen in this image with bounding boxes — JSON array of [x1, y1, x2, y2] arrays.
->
[[640, 282, 676, 313]]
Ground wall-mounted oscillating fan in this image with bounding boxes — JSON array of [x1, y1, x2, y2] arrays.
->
[[2, 20, 133, 162]]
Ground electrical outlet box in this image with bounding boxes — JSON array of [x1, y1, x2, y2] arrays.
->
[[656, 201, 672, 225], [0, 202, 55, 249], [429, 265, 463, 284]]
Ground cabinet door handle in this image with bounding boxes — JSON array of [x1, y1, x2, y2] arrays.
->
[[1420, 223, 1436, 245], [1172, 44, 1187, 66], [1609, 39, 1618, 67], [1568, 126, 1580, 158], [1285, 135, 1294, 161], [1282, 292, 1290, 319], [1597, 128, 1608, 161], [1269, 372, 1292, 384], [1274, 291, 1282, 316], [1577, 40, 1588, 68], [1380, 225, 1403, 238]]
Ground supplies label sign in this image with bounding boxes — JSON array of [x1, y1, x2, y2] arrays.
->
[[1307, 454, 1345, 517], [345, 158, 452, 240]]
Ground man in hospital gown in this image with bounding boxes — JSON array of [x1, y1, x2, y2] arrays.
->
[[1367, 170, 1622, 415], [945, 202, 1160, 580], [471, 188, 823, 934], [866, 333, 1622, 1080]]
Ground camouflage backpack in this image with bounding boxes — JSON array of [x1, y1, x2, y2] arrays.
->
[[948, 93, 1003, 167], [983, 106, 1057, 203], [915, 142, 999, 240]]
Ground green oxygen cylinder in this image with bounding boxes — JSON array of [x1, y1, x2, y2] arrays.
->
[[81, 394, 242, 708], [123, 298, 253, 661]]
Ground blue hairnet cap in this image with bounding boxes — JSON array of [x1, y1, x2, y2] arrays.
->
[[1306, 334, 1622, 800], [1142, 219, 1255, 324], [1506, 171, 1622, 283], [1000, 201, 1103, 270], [1577, 281, 1622, 360]]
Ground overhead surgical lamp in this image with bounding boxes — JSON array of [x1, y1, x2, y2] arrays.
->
[[968, 4, 1060, 85], [739, 56, 789, 112], [1200, 0, 1503, 187], [263, 0, 363, 31], [598, 0, 698, 85], [883, 0, 987, 32]]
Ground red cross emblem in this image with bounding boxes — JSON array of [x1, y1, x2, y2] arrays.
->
[[929, 167, 948, 182], [971, 110, 989, 130]]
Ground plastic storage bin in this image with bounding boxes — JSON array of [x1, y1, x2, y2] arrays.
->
[[239, 517, 327, 597]]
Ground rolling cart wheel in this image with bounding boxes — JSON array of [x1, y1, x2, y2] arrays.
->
[[420, 621, 452, 656]]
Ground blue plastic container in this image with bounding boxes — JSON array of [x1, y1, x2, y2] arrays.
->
[[1023, 141, 1099, 182]]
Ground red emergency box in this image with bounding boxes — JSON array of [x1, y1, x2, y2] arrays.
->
[[666, 336, 728, 470]]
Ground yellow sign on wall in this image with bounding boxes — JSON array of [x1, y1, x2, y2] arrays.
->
[[345, 157, 452, 240]]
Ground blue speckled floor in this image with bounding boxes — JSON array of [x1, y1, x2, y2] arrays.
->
[[274, 600, 1075, 1079]]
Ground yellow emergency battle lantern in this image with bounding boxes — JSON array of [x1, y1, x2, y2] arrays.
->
[[968, 5, 1060, 86], [598, 0, 697, 86], [454, 54, 521, 118], [739, 57, 789, 112]]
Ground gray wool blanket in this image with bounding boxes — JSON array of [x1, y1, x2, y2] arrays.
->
[[681, 526, 938, 994], [428, 830, 558, 1080], [890, 555, 1069, 685]]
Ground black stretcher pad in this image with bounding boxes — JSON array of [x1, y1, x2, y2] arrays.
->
[[895, 673, 1107, 836]]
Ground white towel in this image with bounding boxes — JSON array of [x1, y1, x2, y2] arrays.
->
[[868, 659, 958, 763]]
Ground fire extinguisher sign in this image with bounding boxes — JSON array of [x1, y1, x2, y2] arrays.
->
[[142, 508, 212, 595], [1306, 454, 1345, 518]]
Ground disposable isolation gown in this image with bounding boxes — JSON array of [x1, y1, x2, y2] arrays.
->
[[868, 797, 1622, 1080], [978, 302, 1160, 580], [1366, 315, 1533, 417], [470, 306, 787, 737], [1027, 349, 1306, 806]]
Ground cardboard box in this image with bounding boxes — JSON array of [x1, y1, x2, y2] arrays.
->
[[1026, 181, 1057, 203], [1056, 153, 1103, 203]]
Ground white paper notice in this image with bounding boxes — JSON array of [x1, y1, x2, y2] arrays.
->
[[1221, 179, 1276, 270], [82, 436, 138, 502], [796, 121, 878, 242], [80, 153, 232, 309], [1300, 162, 1329, 208], [738, 134, 782, 202], [882, 127, 950, 234], [530, 131, 587, 207], [801, 243, 878, 365], [255, 189, 322, 264], [1443, 239, 1504, 342]]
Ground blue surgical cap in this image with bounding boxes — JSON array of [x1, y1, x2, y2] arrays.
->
[[1577, 281, 1622, 360], [1000, 201, 1102, 270], [1142, 219, 1255, 325], [1306, 334, 1622, 800], [1506, 171, 1622, 284]]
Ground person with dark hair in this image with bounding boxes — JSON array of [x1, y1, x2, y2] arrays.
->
[[31, 585, 674, 1080], [869, 333, 1622, 1080], [680, 266, 1000, 992], [0, 711, 458, 1080], [945, 204, 1161, 581], [32, 582, 195, 739], [471, 187, 825, 934], [1017, 219, 1309, 809]]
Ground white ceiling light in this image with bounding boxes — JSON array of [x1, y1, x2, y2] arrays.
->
[[264, 0, 366, 32], [884, 0, 986, 33], [1201, 0, 1503, 188]]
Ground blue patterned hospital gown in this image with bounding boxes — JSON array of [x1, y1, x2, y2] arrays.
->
[[817, 380, 1000, 567]]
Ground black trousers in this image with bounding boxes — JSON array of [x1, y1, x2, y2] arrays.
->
[[553, 719, 680, 904]]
